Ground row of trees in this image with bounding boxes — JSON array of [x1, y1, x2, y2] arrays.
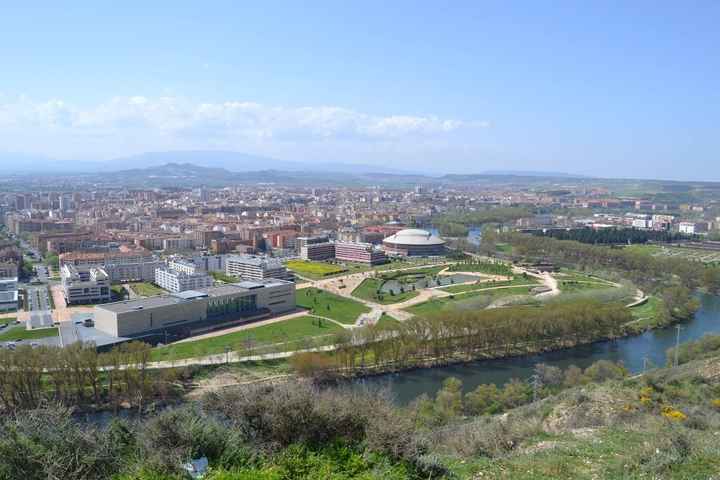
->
[[0, 342, 185, 412], [534, 227, 695, 245], [292, 300, 633, 376], [434, 207, 533, 236], [414, 360, 629, 427]]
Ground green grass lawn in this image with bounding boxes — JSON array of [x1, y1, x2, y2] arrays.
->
[[405, 286, 535, 316], [447, 260, 513, 276], [379, 265, 445, 281], [209, 271, 238, 283], [285, 260, 347, 279], [0, 317, 17, 326], [439, 275, 539, 293], [297, 288, 370, 324], [129, 282, 166, 297], [376, 313, 401, 328], [629, 296, 663, 329], [0, 326, 58, 342], [558, 280, 616, 293], [151, 315, 342, 361], [351, 278, 419, 304]]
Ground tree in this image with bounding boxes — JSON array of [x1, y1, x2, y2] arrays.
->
[[464, 383, 501, 415]]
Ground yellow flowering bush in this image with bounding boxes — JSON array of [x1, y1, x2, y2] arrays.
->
[[661, 405, 687, 421], [712, 399, 720, 410]]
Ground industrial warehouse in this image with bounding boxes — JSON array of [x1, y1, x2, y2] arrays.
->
[[93, 279, 295, 341]]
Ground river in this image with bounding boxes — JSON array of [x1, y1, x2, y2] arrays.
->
[[356, 293, 720, 404]]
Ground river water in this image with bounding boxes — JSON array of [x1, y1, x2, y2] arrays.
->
[[357, 293, 720, 404]]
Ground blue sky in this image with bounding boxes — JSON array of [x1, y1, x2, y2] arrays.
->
[[0, 1, 718, 179]]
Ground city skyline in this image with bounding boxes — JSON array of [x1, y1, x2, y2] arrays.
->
[[1, 1, 719, 180]]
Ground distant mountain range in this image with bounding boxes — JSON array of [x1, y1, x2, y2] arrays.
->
[[0, 150, 417, 176]]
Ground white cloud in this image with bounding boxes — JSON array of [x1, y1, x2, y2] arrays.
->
[[0, 95, 487, 142]]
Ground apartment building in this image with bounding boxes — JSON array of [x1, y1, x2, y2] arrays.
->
[[61, 264, 111, 305], [59, 246, 163, 283], [226, 254, 294, 281], [154, 267, 214, 293], [300, 242, 336, 261], [334, 241, 388, 265], [0, 277, 18, 312]]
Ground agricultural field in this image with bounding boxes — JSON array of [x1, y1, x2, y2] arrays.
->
[[129, 282, 166, 297], [285, 260, 348, 279], [151, 315, 342, 361], [296, 287, 370, 324], [351, 277, 419, 304]]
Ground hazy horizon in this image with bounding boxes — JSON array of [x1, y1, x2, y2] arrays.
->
[[1, 1, 719, 180]]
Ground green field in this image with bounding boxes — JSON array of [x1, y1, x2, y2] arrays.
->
[[439, 275, 539, 293], [376, 313, 401, 328], [129, 282, 166, 297], [379, 265, 445, 280], [285, 260, 348, 278], [0, 317, 17, 326], [0, 326, 58, 342], [151, 315, 342, 361], [628, 296, 664, 329], [447, 260, 513, 276], [405, 286, 535, 316], [209, 271, 237, 283], [625, 244, 720, 264], [351, 278, 419, 304], [558, 280, 616, 293], [297, 288, 370, 324]]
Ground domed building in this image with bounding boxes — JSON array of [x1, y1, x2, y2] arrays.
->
[[382, 228, 446, 257]]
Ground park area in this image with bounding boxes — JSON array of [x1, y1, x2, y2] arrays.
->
[[0, 325, 58, 342], [285, 260, 348, 279], [129, 282, 166, 297], [151, 315, 342, 361], [405, 286, 536, 316], [351, 277, 419, 304], [625, 244, 720, 265], [296, 287, 370, 324]]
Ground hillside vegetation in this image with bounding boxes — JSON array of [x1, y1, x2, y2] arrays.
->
[[2, 353, 719, 479]]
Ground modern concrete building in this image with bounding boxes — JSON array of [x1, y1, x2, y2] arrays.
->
[[154, 267, 214, 293], [0, 277, 18, 312], [382, 228, 446, 256], [226, 254, 294, 281], [334, 241, 388, 265], [300, 242, 335, 261], [296, 235, 330, 253], [93, 279, 295, 339], [61, 264, 111, 305]]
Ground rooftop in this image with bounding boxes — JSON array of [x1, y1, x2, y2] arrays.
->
[[383, 228, 445, 246]]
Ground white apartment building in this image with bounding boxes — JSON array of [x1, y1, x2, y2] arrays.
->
[[0, 277, 18, 312], [226, 254, 294, 282], [168, 259, 200, 275], [154, 267, 214, 293], [61, 264, 111, 305]]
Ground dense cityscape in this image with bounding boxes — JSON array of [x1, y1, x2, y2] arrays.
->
[[3, 2, 720, 479]]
